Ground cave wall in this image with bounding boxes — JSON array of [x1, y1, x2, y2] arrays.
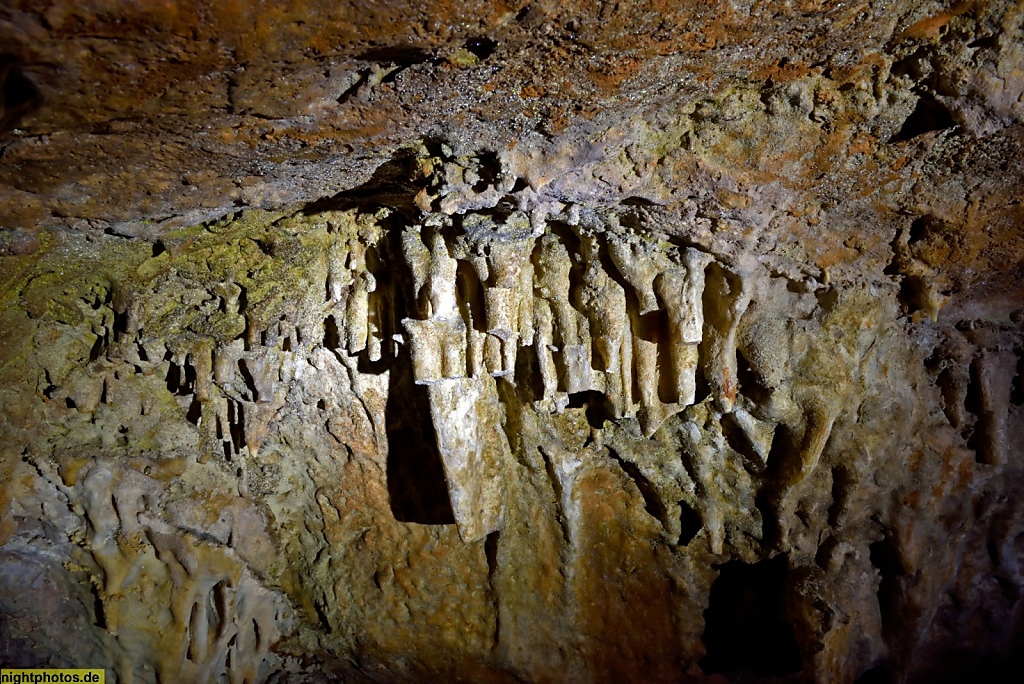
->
[[1, 1, 1024, 683]]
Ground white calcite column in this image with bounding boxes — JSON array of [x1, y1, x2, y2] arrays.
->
[[427, 377, 506, 542]]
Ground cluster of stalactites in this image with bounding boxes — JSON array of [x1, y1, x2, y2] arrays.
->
[[393, 220, 751, 438], [314, 216, 760, 542]]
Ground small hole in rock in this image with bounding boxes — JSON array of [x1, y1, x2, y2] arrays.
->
[[464, 36, 497, 60]]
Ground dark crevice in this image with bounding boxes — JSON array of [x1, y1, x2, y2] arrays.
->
[[539, 447, 570, 546], [186, 397, 202, 426], [735, 348, 771, 405], [1011, 347, 1023, 406], [764, 422, 802, 485], [620, 196, 656, 206], [90, 582, 107, 629], [228, 400, 245, 454], [456, 260, 487, 333], [323, 315, 341, 350], [967, 35, 998, 50], [513, 341, 545, 406], [113, 310, 130, 340], [907, 215, 929, 244], [986, 534, 1000, 567], [210, 581, 226, 640], [336, 71, 369, 103], [869, 535, 904, 640], [815, 536, 838, 571], [253, 238, 274, 257], [677, 500, 702, 546], [700, 555, 803, 677], [814, 287, 840, 313], [1, 55, 41, 131], [618, 211, 645, 232], [302, 150, 426, 218], [186, 602, 198, 662], [485, 531, 500, 583], [473, 150, 501, 192], [165, 363, 182, 395], [485, 530, 501, 650], [889, 93, 956, 143], [313, 597, 332, 634], [236, 359, 258, 400], [566, 390, 613, 430], [854, 663, 891, 683], [995, 575, 1019, 602], [385, 338, 455, 525], [252, 618, 262, 651], [721, 411, 764, 472], [655, 310, 677, 404], [88, 334, 106, 363], [607, 447, 668, 530], [755, 490, 779, 549]]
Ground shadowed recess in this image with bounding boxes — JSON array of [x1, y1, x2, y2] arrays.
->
[[700, 555, 803, 678], [385, 343, 456, 525]]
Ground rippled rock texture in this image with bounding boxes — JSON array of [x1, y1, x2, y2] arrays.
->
[[1, 1, 1023, 683]]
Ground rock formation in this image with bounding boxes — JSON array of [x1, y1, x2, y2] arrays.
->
[[1, 1, 1023, 682]]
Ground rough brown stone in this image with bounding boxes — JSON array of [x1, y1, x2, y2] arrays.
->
[[1, 2, 1023, 683]]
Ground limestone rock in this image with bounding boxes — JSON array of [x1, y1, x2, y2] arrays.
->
[[1, 2, 1023, 683]]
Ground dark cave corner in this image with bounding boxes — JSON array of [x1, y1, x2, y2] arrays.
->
[[700, 555, 803, 679]]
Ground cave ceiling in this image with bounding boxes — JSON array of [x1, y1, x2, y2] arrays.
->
[[0, 0, 1019, 300]]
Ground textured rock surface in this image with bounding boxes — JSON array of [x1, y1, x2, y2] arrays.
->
[[1, 1, 1023, 682]]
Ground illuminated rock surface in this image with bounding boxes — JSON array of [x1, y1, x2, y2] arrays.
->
[[1, 1, 1023, 682]]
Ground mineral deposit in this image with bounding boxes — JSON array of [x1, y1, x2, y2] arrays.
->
[[1, 1, 1023, 682]]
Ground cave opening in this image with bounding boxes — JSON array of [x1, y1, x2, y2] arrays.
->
[[699, 555, 803, 678]]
